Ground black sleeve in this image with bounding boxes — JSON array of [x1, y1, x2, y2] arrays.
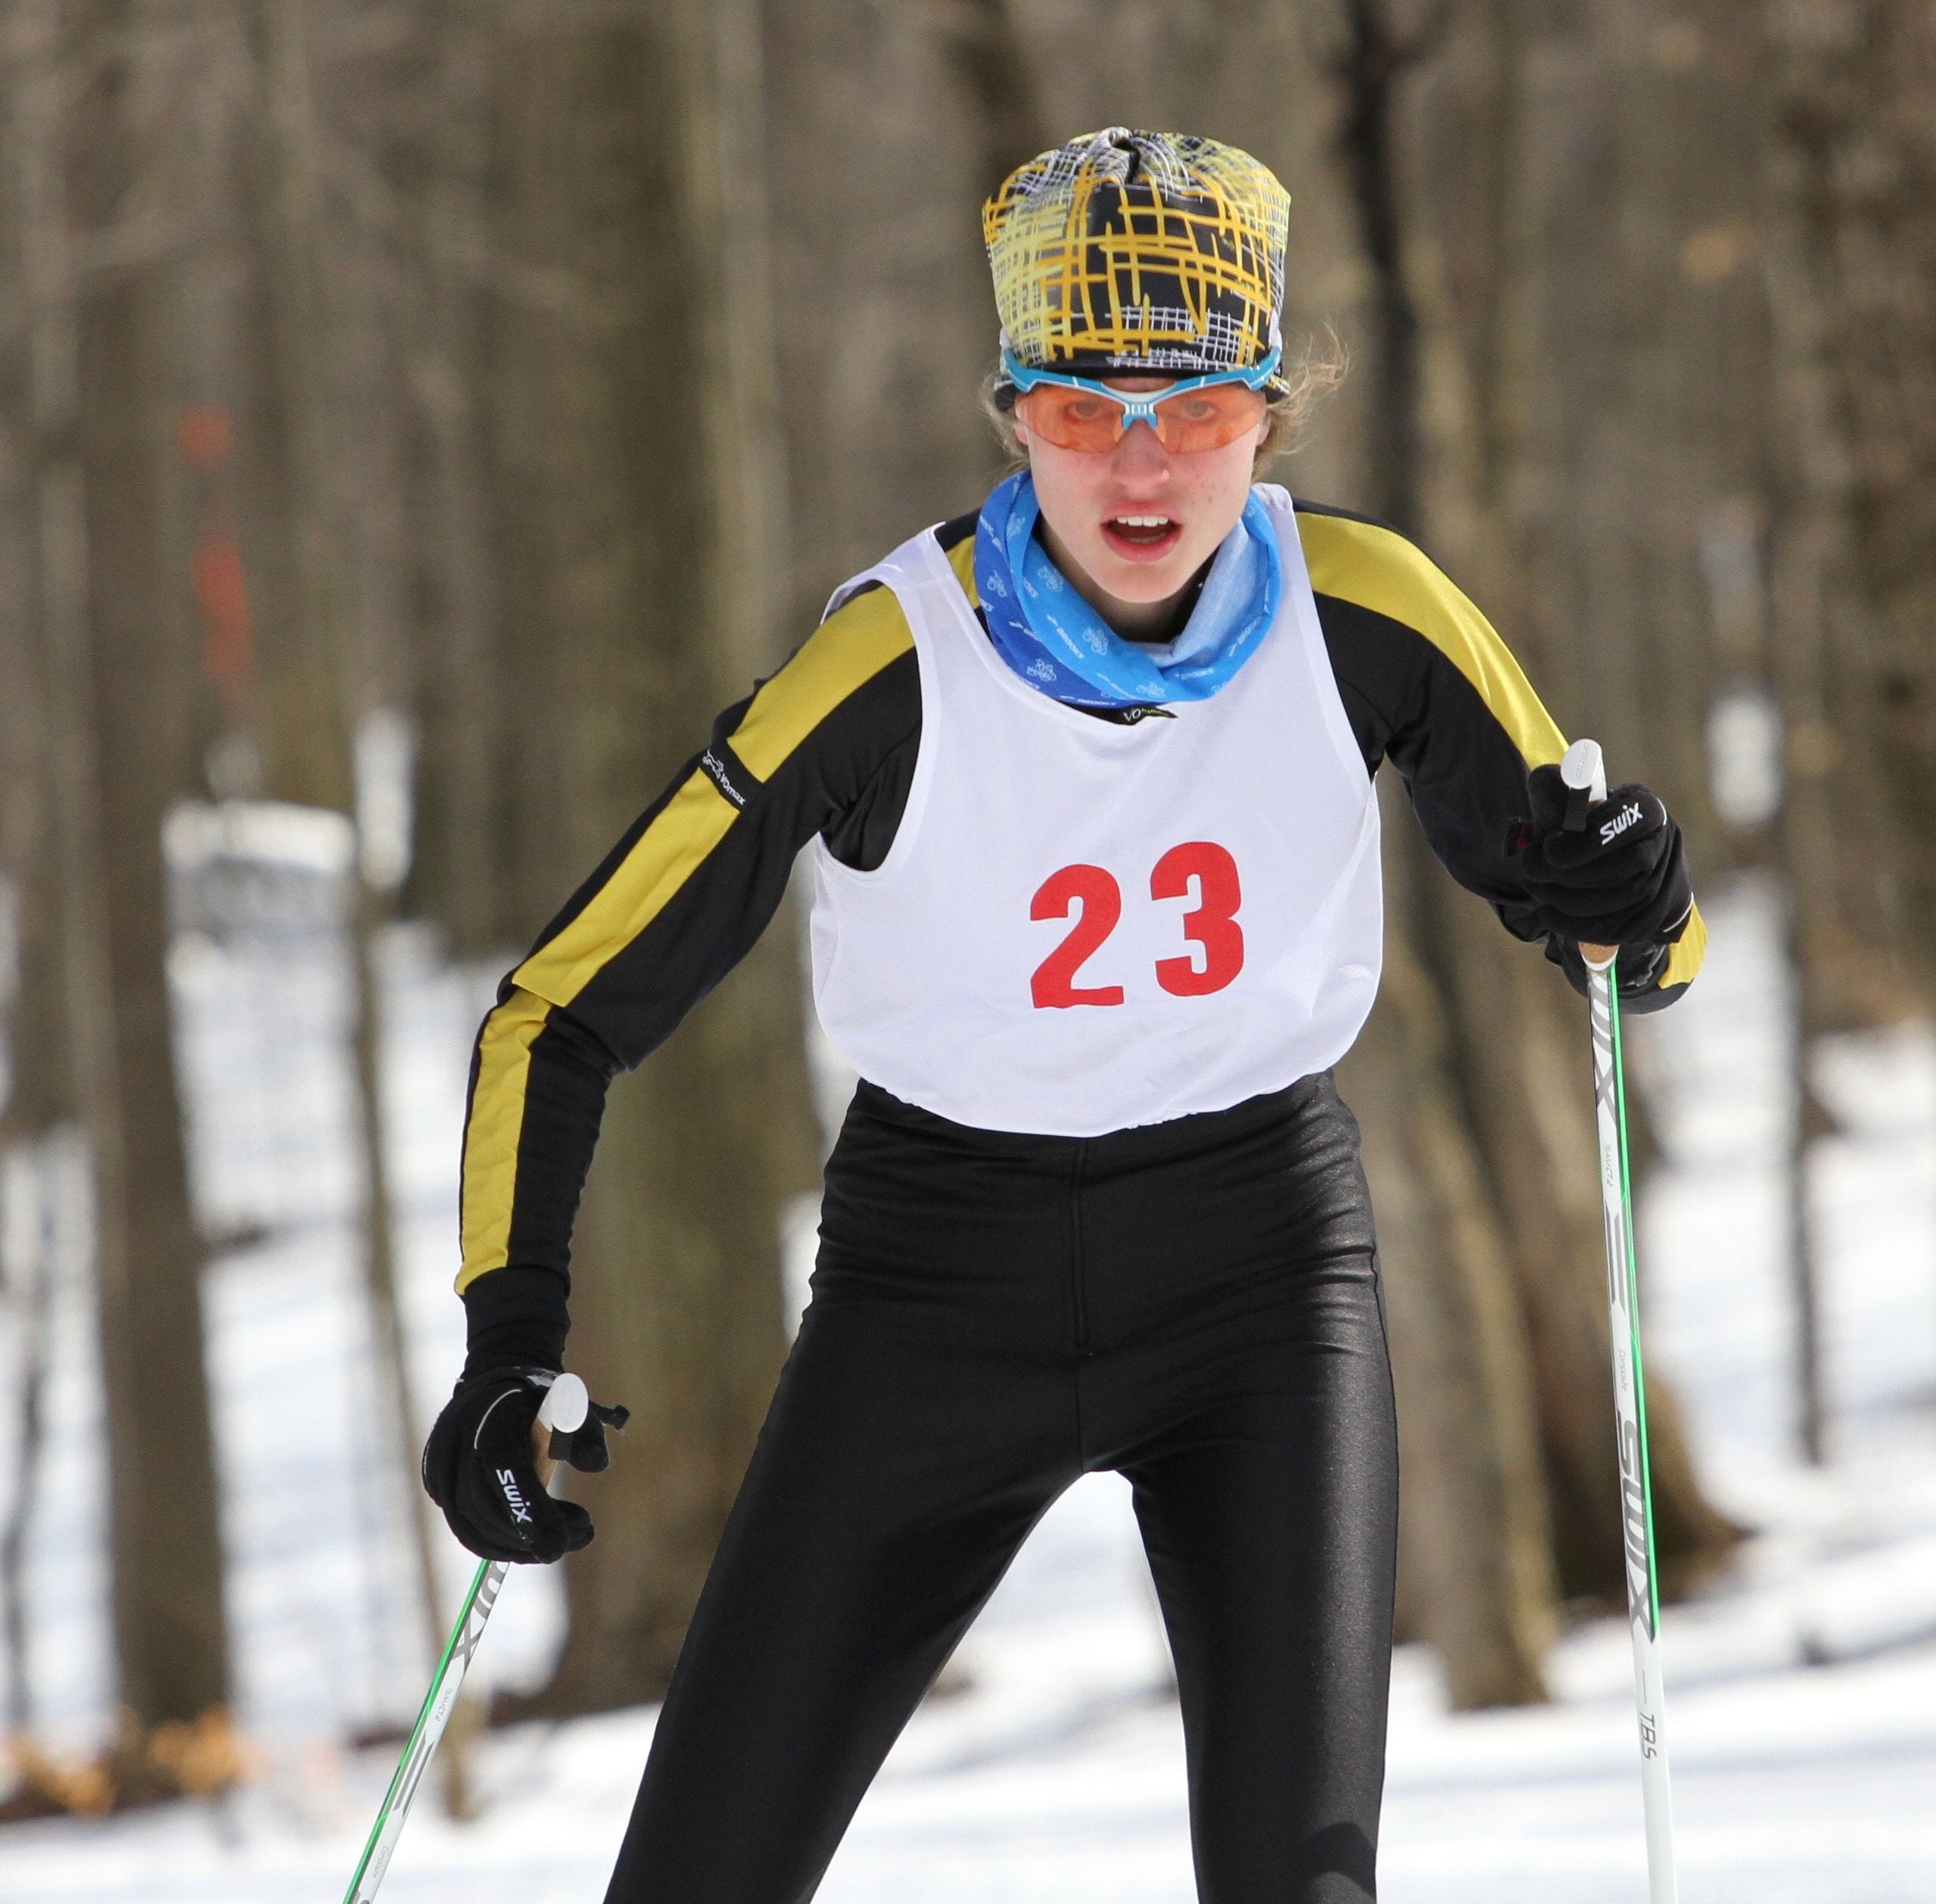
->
[[1297, 499, 1705, 1010], [455, 577, 922, 1318]]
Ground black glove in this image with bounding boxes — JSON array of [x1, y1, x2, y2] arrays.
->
[[1516, 764, 1694, 950], [422, 1366, 627, 1564]]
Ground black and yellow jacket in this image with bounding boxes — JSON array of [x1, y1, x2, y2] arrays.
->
[[457, 502, 1704, 1345]]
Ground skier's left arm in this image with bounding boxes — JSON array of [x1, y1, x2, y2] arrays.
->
[[1299, 502, 1704, 1013]]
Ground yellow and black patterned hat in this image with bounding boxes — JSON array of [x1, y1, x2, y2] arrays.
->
[[984, 127, 1289, 387]]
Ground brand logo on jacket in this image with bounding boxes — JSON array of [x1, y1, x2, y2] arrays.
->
[[701, 749, 749, 808]]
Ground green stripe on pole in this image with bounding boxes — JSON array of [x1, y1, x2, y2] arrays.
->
[[342, 1556, 492, 1903], [1608, 975, 1664, 1639]]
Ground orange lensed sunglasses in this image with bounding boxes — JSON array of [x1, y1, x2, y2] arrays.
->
[[1004, 347, 1280, 455]]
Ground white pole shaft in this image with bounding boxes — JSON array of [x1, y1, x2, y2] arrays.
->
[[343, 1373, 588, 1904], [1564, 739, 1679, 1904]]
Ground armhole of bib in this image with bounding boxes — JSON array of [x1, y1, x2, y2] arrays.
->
[[820, 562, 939, 892], [1280, 496, 1378, 795]]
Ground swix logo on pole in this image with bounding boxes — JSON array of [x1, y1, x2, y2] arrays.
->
[[454, 1566, 503, 1670], [1619, 1418, 1654, 1638], [1599, 799, 1645, 846], [347, 1555, 514, 1899], [386, 1567, 506, 1834]]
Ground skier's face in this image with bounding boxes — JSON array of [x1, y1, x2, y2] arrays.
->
[[1019, 375, 1267, 630]]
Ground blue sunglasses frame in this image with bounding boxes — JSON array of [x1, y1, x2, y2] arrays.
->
[[1001, 344, 1281, 434]]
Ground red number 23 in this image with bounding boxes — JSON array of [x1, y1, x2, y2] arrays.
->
[[1029, 842, 1244, 1009]]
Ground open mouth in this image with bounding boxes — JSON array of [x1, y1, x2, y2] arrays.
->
[[1101, 515, 1182, 559]]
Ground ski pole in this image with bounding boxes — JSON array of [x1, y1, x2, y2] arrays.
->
[[1561, 737, 1679, 1904], [341, 1371, 590, 1904]]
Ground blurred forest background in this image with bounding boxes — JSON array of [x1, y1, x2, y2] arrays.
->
[[2, 0, 1933, 1820]]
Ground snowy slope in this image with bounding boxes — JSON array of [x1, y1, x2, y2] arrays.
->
[[2, 876, 1934, 1901]]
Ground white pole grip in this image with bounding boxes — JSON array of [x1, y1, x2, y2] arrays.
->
[[537, 1371, 588, 1436], [1562, 735, 1608, 805], [1562, 738, 1617, 971]]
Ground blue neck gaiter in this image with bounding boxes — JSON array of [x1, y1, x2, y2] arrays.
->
[[971, 471, 1282, 710]]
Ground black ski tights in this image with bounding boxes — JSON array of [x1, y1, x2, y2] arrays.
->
[[602, 1074, 1399, 1904]]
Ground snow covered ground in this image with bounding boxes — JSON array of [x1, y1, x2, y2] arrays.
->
[[3, 872, 1934, 1901]]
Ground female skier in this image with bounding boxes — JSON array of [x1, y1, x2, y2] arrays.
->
[[424, 128, 1703, 1904]]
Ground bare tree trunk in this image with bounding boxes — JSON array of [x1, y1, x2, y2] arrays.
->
[[36, 0, 231, 1740], [1327, 0, 1447, 538], [1318, 0, 1567, 1697], [482, 0, 818, 1716], [1755, 309, 1838, 1465], [1427, 870, 1741, 1594], [398, 13, 511, 960], [0, 95, 41, 1740], [935, 0, 1050, 199], [1761, 3, 1936, 1000], [0, 11, 73, 1754], [761, 0, 1023, 631], [1760, 5, 1936, 1450], [0, 61, 73, 1151], [1350, 0, 1744, 1614], [243, 0, 466, 1803], [0, 1151, 54, 1741], [1338, 798, 1555, 1708]]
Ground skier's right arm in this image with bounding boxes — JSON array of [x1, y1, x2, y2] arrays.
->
[[452, 580, 921, 1370]]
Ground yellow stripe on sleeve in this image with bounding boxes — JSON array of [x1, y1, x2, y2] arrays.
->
[[510, 582, 914, 1014], [730, 583, 914, 779], [944, 530, 981, 607], [456, 987, 552, 1293], [1299, 511, 1701, 989], [513, 770, 741, 1008], [1661, 902, 1707, 991], [1298, 510, 1567, 771]]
